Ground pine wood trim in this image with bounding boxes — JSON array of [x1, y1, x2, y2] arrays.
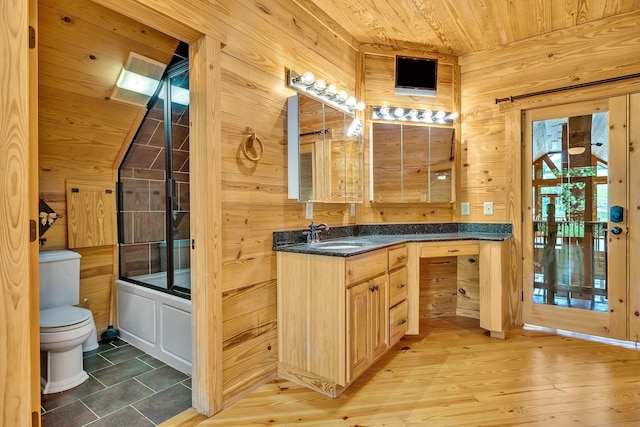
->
[[2, 0, 32, 425], [190, 35, 223, 416]]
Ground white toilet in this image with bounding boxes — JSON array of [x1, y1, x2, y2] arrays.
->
[[39, 250, 99, 394]]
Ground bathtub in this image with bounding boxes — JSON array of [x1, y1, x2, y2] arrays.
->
[[116, 279, 192, 374]]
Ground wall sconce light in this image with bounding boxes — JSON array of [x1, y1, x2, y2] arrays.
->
[[372, 106, 458, 124], [111, 52, 167, 106], [287, 69, 365, 115]]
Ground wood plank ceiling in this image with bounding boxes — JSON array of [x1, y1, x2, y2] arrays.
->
[[305, 0, 640, 55], [38, 0, 179, 169], [37, 0, 639, 171]]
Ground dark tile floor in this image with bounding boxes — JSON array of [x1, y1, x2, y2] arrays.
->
[[41, 339, 192, 427]]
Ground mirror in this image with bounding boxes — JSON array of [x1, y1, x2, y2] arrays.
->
[[288, 93, 363, 202], [371, 122, 454, 203]]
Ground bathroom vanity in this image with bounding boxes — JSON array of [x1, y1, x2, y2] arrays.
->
[[274, 224, 511, 397]]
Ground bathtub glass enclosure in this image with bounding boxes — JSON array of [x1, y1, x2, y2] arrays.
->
[[118, 59, 191, 296]]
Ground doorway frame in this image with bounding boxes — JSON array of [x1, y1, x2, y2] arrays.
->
[[521, 97, 628, 340]]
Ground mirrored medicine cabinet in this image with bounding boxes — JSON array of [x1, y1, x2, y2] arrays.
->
[[288, 93, 363, 203], [370, 122, 454, 203]]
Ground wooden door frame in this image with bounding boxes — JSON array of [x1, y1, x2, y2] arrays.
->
[[69, 0, 224, 417], [521, 98, 628, 340]]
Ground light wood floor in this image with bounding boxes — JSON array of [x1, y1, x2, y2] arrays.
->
[[162, 317, 640, 426]]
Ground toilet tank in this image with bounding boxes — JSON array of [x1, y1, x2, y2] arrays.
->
[[39, 250, 82, 310]]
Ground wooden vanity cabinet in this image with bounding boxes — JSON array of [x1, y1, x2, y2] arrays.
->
[[387, 245, 409, 346], [277, 246, 401, 397], [347, 273, 388, 382]]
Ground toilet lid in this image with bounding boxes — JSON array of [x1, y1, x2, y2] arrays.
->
[[40, 306, 92, 331]]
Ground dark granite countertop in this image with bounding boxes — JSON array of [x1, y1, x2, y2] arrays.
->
[[273, 223, 512, 257]]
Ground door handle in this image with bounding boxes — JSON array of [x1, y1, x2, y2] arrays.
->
[[610, 226, 623, 235]]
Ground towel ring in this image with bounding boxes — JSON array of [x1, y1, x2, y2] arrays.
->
[[242, 128, 264, 162]]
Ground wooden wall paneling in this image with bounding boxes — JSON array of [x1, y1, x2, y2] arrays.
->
[[65, 179, 117, 248], [456, 255, 479, 319], [419, 257, 457, 319], [222, 281, 278, 403], [630, 93, 640, 341], [1, 0, 32, 424], [76, 246, 115, 331]]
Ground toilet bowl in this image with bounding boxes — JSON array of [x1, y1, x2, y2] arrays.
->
[[39, 250, 98, 394], [40, 306, 95, 394]]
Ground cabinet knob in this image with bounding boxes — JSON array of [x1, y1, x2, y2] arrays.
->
[[397, 319, 407, 326], [397, 283, 406, 289], [396, 255, 407, 260], [447, 249, 460, 253]]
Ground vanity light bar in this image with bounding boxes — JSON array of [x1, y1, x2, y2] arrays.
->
[[371, 106, 459, 124], [287, 69, 365, 115]]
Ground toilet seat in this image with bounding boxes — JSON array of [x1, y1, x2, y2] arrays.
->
[[40, 306, 92, 333]]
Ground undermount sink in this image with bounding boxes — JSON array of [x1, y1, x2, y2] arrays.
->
[[312, 241, 371, 250]]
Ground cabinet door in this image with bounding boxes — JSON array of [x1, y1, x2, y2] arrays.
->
[[370, 274, 389, 360], [347, 281, 370, 382]]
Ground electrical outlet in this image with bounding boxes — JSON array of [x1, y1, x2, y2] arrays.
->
[[484, 202, 494, 215], [461, 202, 470, 216], [306, 202, 313, 219], [350, 203, 356, 217]]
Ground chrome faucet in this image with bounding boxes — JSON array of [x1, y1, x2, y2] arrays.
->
[[303, 222, 329, 244]]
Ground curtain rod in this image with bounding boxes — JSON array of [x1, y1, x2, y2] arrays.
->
[[495, 72, 640, 104]]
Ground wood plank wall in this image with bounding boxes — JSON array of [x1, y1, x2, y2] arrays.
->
[[458, 9, 640, 325], [89, 0, 362, 410]]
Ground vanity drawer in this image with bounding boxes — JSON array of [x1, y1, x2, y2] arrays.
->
[[389, 300, 409, 346], [389, 267, 408, 308], [346, 249, 387, 285], [388, 245, 408, 271], [420, 241, 479, 258]]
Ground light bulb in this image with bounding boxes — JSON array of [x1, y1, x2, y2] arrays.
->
[[355, 101, 366, 111], [300, 71, 315, 85], [408, 109, 419, 119], [379, 106, 390, 116], [325, 84, 337, 97], [346, 96, 357, 108], [313, 79, 326, 92], [337, 90, 348, 102], [393, 107, 405, 117], [435, 110, 446, 119]]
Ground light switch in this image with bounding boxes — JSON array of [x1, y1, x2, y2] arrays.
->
[[483, 202, 494, 215], [461, 202, 470, 216]]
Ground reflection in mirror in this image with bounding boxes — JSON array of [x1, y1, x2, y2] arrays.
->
[[288, 93, 363, 202], [371, 123, 454, 203]]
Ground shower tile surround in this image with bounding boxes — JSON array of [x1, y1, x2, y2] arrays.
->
[[273, 222, 512, 250], [41, 339, 191, 427], [119, 92, 191, 279]]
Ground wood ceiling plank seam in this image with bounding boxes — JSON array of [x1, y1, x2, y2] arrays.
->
[[468, 0, 509, 49], [549, 0, 578, 31], [38, 94, 142, 127], [408, 0, 465, 55], [578, 0, 607, 23], [38, 0, 179, 54], [381, 0, 446, 52], [459, 8, 640, 72]]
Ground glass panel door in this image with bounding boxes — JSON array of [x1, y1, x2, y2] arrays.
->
[[523, 98, 628, 340]]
